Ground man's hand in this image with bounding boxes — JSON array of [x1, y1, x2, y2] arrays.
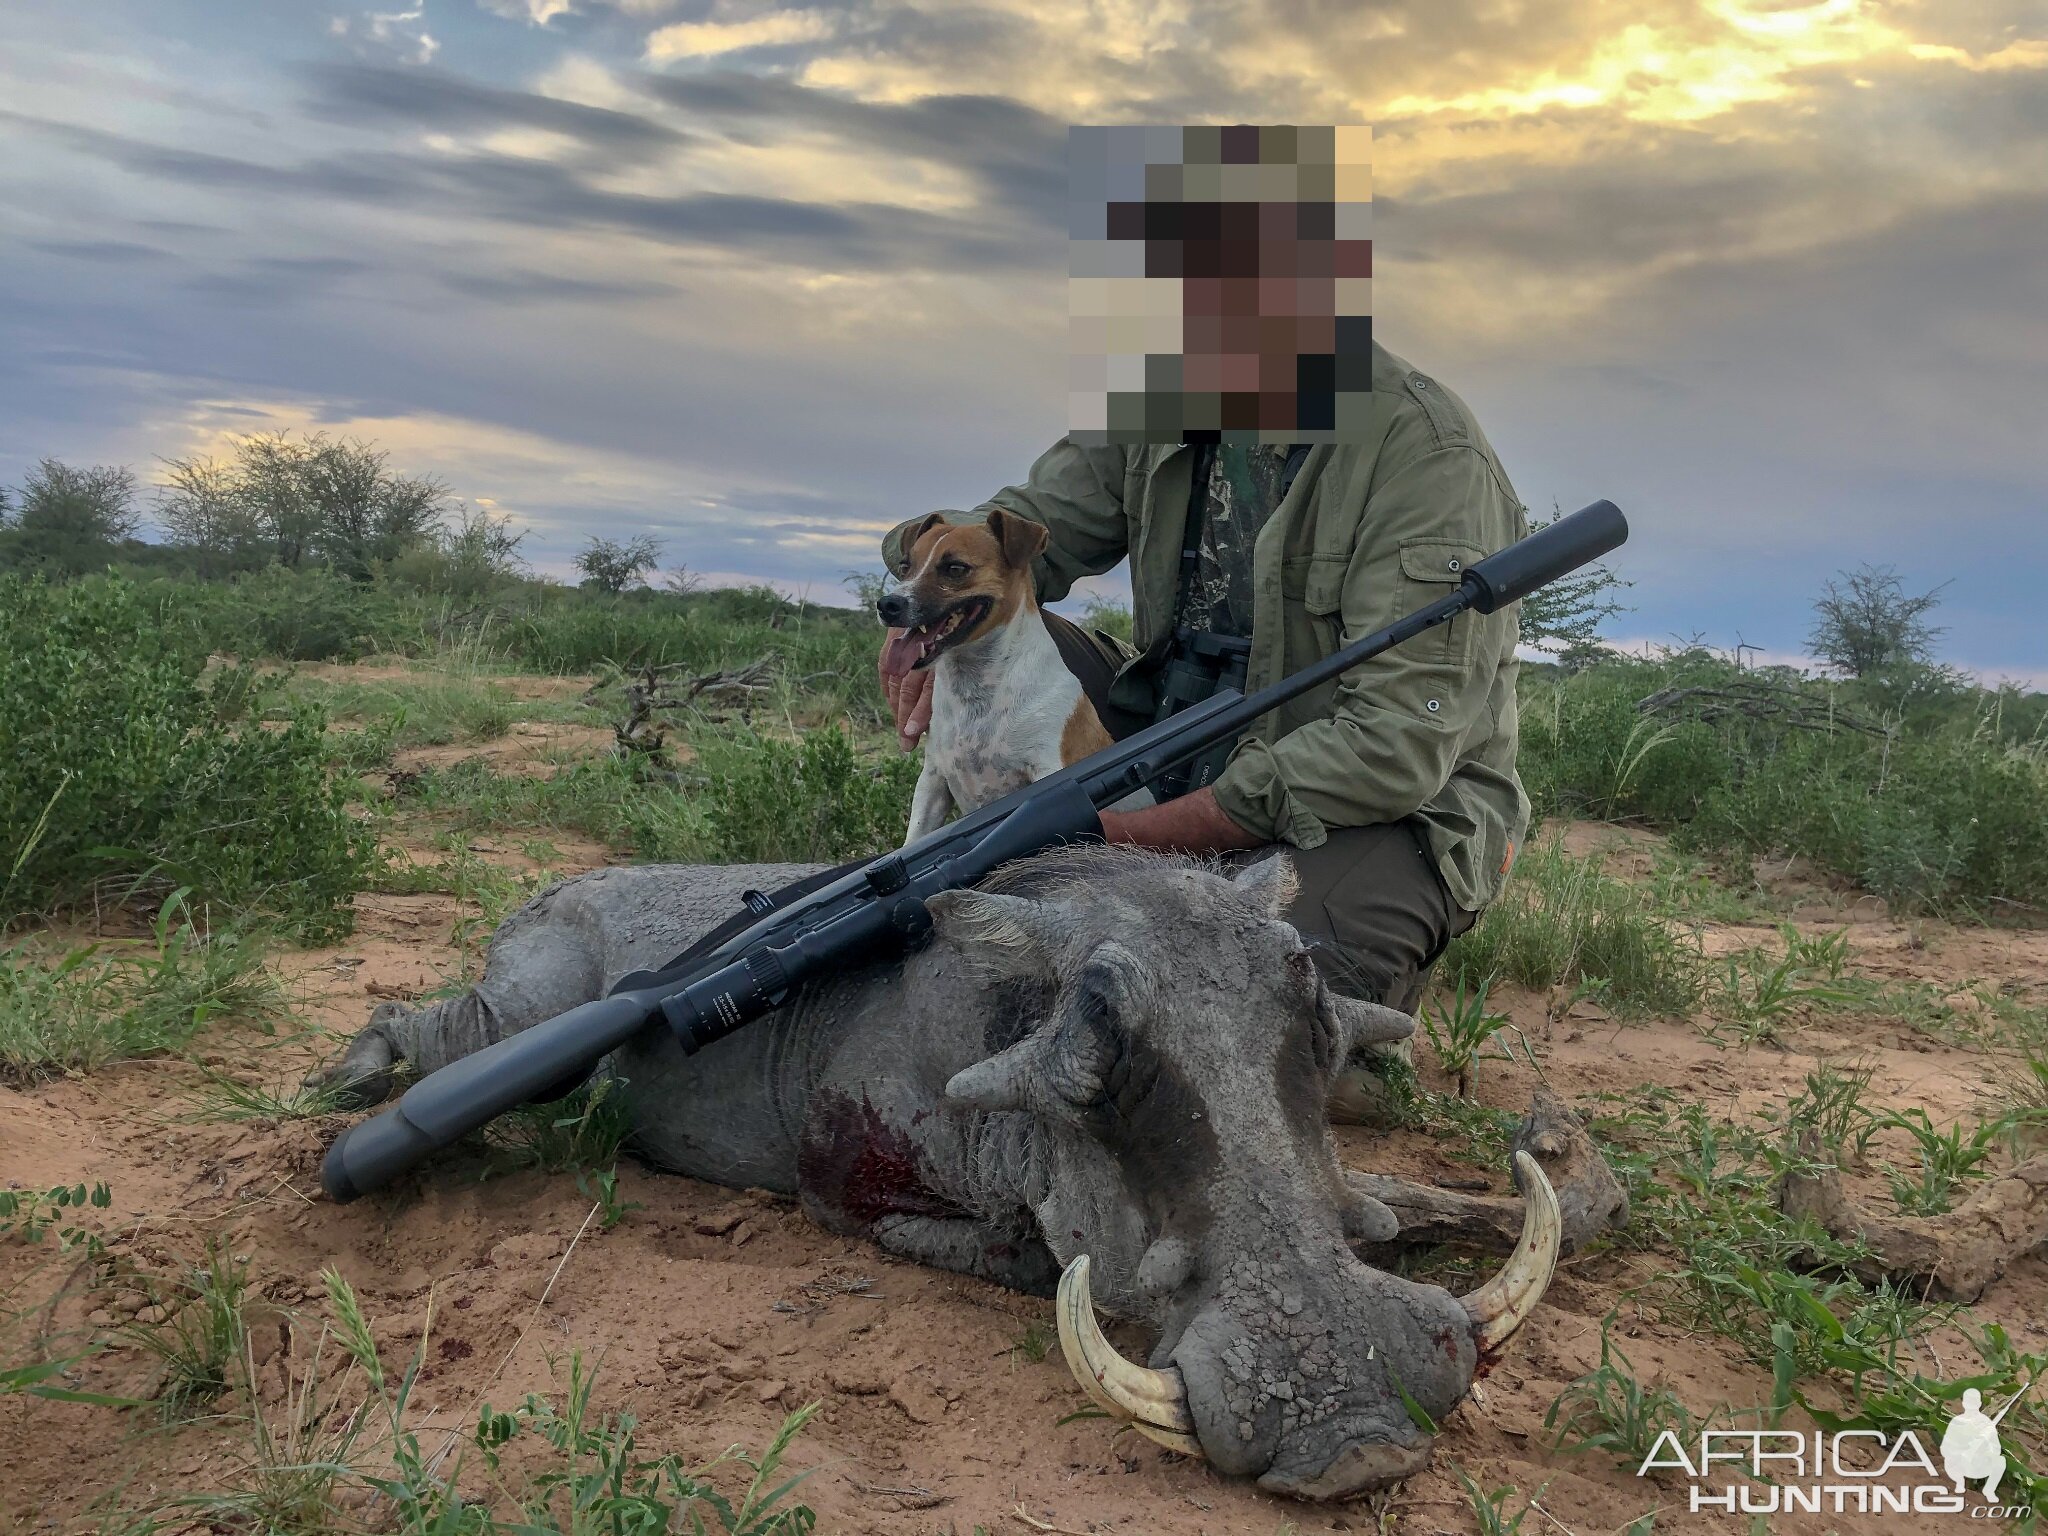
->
[[878, 629, 934, 752], [1098, 785, 1264, 855]]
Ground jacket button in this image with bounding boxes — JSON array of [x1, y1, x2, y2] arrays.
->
[[1447, 558, 1461, 572], [1426, 699, 1441, 713]]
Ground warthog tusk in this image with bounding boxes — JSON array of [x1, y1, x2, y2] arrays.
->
[[1055, 1255, 1204, 1457], [1461, 1150, 1562, 1354]]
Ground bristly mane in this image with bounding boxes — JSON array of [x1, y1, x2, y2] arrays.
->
[[977, 842, 1214, 902]]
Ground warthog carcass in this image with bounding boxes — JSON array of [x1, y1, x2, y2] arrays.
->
[[315, 845, 1563, 1498]]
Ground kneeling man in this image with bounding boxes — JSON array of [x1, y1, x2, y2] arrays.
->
[[879, 339, 1528, 1115]]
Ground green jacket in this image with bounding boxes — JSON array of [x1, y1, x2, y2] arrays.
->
[[882, 341, 1530, 913]]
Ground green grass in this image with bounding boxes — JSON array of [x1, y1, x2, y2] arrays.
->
[[1418, 975, 1517, 1097], [0, 896, 288, 1082], [1643, 846, 1780, 924], [1518, 649, 2048, 917], [1869, 1106, 2028, 1215], [1545, 1319, 1711, 1470], [1582, 1081, 2048, 1508], [1996, 1043, 2048, 1133], [1704, 932, 1857, 1047], [481, 1077, 636, 1178], [119, 1267, 822, 1535], [1443, 840, 1706, 1018], [398, 721, 915, 866], [120, 1245, 251, 1422], [1008, 1319, 1055, 1366], [177, 1064, 351, 1123], [282, 667, 538, 748], [1450, 1465, 1549, 1536]]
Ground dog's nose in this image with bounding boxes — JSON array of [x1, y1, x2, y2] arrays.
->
[[876, 593, 909, 626]]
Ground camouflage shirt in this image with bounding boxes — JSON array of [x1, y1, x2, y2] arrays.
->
[[1180, 444, 1303, 639]]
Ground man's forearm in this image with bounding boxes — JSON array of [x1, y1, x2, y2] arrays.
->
[[1098, 785, 1265, 855]]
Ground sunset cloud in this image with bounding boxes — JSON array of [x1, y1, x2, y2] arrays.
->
[[0, 0, 2041, 670]]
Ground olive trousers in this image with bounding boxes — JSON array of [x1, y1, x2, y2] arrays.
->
[[1044, 611, 1474, 1014]]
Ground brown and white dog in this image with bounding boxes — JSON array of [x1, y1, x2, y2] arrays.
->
[[877, 508, 1131, 845]]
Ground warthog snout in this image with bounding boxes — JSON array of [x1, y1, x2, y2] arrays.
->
[[1055, 1153, 1560, 1498]]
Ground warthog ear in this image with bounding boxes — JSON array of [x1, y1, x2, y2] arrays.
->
[[1231, 852, 1297, 918], [924, 889, 1065, 967]]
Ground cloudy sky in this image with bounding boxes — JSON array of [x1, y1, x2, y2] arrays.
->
[[2, 0, 2042, 681]]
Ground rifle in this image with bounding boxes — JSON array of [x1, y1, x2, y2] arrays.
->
[[322, 500, 1628, 1202]]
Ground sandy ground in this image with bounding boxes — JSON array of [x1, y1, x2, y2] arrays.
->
[[3, 778, 2044, 1534]]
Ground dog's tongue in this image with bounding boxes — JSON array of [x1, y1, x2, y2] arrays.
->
[[880, 629, 925, 680]]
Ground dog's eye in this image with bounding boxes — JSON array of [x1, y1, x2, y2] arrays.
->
[[941, 560, 971, 578]]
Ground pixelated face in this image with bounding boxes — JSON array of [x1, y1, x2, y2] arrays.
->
[[879, 508, 1050, 670], [1069, 124, 1370, 445]]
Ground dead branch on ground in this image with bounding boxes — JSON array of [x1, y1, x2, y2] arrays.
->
[[1779, 1130, 2048, 1302]]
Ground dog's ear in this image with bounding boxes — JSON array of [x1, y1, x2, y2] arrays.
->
[[891, 512, 950, 576], [986, 507, 1049, 571]]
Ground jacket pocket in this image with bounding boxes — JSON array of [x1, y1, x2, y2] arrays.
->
[[1284, 556, 1347, 660], [1397, 537, 1487, 665]]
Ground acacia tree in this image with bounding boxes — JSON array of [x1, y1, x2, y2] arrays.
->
[[304, 436, 449, 579], [1517, 501, 1631, 664], [155, 453, 268, 576], [1, 459, 141, 573], [574, 535, 663, 594], [157, 432, 449, 577], [1808, 564, 1948, 677], [431, 503, 528, 598]]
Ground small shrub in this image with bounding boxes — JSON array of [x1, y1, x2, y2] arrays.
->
[[0, 1181, 111, 1249], [1516, 649, 2048, 916], [1858, 794, 1974, 915], [697, 725, 918, 863], [1076, 593, 1134, 644], [182, 564, 423, 661], [0, 576, 375, 936]]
